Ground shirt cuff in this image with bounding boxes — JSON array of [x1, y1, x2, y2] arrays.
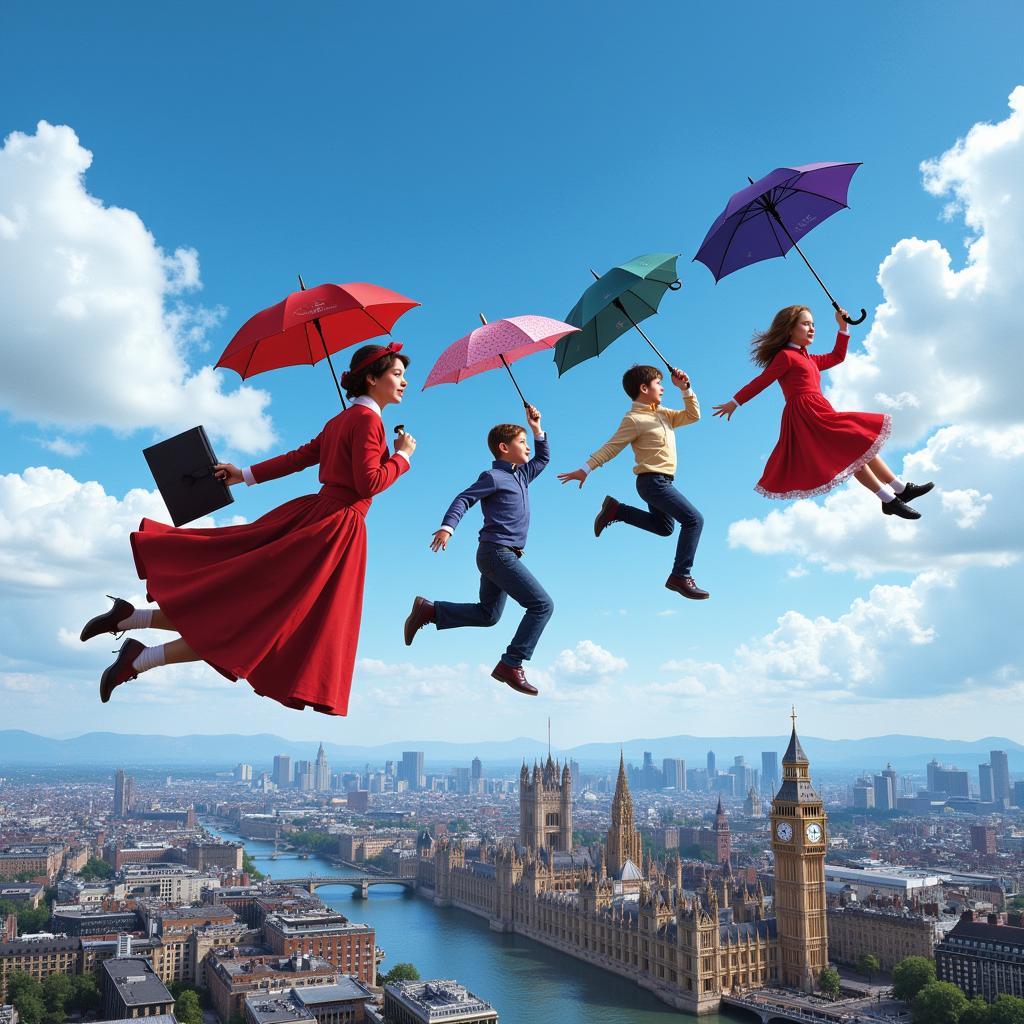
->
[[732, 395, 745, 407], [534, 431, 546, 440], [681, 387, 694, 398], [394, 450, 411, 466], [580, 463, 592, 476], [838, 329, 850, 337], [437, 525, 453, 536], [242, 466, 256, 486]]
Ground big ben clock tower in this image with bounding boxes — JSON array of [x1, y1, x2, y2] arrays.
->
[[770, 708, 828, 992]]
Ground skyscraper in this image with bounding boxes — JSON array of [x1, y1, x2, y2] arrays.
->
[[400, 751, 424, 791], [113, 769, 133, 818], [471, 757, 482, 781], [979, 763, 995, 802], [707, 750, 716, 776], [314, 743, 331, 791], [272, 755, 292, 788], [873, 772, 894, 811], [761, 751, 779, 795], [991, 750, 1011, 805], [662, 758, 685, 790]]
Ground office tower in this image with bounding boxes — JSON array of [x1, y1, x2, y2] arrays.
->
[[991, 750, 1011, 804], [662, 758, 685, 790], [401, 751, 425, 791], [641, 751, 661, 790], [273, 755, 292, 788], [707, 750, 716, 775], [295, 760, 314, 791], [569, 759, 581, 789], [730, 756, 753, 795], [882, 763, 898, 797], [933, 766, 969, 798], [234, 763, 253, 782], [873, 773, 894, 811], [314, 743, 331, 791], [113, 769, 133, 818], [970, 825, 996, 855], [927, 758, 941, 792], [761, 751, 779, 795], [979, 763, 995, 802], [1013, 780, 1024, 808], [471, 757, 482, 781], [852, 777, 875, 809]]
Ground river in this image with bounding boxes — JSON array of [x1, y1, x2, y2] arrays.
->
[[204, 822, 734, 1024]]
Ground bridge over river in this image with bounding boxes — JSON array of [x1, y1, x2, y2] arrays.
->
[[272, 875, 415, 898], [722, 991, 905, 1024]]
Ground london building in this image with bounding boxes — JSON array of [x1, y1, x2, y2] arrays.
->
[[935, 912, 1024, 1001]]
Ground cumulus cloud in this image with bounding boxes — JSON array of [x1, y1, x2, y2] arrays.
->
[[0, 121, 274, 452], [552, 640, 628, 676]]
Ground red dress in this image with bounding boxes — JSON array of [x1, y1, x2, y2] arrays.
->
[[733, 331, 891, 500], [130, 403, 409, 716]]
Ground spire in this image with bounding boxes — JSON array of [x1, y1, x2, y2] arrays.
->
[[783, 708, 809, 765], [715, 794, 724, 816]]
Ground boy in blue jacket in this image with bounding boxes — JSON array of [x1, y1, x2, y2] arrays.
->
[[404, 405, 551, 696]]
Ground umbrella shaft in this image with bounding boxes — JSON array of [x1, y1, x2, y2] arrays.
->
[[765, 202, 839, 308], [499, 354, 529, 407], [613, 300, 673, 371], [313, 318, 347, 408]]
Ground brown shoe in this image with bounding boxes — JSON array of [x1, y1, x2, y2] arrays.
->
[[594, 496, 620, 538], [666, 574, 710, 600], [491, 661, 538, 696], [81, 596, 134, 642], [404, 596, 435, 646], [100, 639, 144, 703]]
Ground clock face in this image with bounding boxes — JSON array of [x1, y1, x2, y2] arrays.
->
[[776, 821, 793, 842], [805, 823, 823, 844]]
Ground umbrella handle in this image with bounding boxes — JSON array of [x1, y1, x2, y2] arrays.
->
[[668, 279, 682, 291], [833, 301, 867, 326]]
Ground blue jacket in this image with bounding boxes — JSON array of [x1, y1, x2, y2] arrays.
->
[[440, 434, 549, 548]]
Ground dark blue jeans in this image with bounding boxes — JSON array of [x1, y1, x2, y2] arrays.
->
[[434, 542, 553, 667], [615, 473, 704, 577]]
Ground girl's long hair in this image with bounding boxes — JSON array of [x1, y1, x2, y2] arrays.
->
[[750, 305, 811, 368]]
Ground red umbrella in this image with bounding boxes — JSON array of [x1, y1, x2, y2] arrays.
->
[[216, 277, 420, 406]]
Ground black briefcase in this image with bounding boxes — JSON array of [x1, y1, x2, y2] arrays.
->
[[143, 425, 234, 527]]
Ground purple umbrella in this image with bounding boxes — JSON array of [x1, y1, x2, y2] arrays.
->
[[694, 162, 867, 325], [423, 313, 579, 406]]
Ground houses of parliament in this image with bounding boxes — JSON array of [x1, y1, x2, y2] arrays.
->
[[416, 717, 828, 1015]]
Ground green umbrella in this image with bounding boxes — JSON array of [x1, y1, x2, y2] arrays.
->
[[553, 253, 681, 376]]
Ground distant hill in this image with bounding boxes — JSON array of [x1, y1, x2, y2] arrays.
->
[[1, 729, 1022, 772]]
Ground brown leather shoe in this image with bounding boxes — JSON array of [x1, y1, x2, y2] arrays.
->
[[594, 496, 620, 538], [491, 661, 538, 696], [666, 574, 710, 600], [404, 596, 435, 646], [81, 596, 134, 642], [100, 639, 144, 703]]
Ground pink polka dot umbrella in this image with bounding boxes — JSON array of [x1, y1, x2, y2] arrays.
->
[[423, 314, 579, 407]]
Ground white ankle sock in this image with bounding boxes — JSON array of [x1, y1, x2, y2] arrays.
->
[[118, 608, 153, 631], [890, 477, 906, 494], [877, 484, 896, 503], [132, 644, 166, 674]]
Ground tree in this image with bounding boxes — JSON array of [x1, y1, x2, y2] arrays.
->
[[893, 956, 937, 1002], [7, 974, 46, 1024], [381, 963, 420, 985], [912, 981, 969, 1024], [991, 995, 1024, 1024], [819, 967, 841, 1001], [175, 989, 203, 1024], [962, 996, 992, 1024], [857, 953, 881, 983], [78, 857, 114, 881], [241, 852, 264, 880], [69, 974, 100, 1014], [42, 973, 73, 1024]]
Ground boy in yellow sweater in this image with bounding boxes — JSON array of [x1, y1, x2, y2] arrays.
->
[[557, 364, 707, 599]]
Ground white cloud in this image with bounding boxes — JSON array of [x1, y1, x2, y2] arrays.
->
[[552, 640, 628, 676], [37, 437, 86, 457], [0, 121, 274, 453]]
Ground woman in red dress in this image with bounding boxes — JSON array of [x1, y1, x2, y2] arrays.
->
[[713, 306, 932, 518], [80, 342, 416, 716]]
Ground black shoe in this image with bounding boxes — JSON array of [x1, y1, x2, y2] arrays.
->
[[594, 496, 620, 538], [81, 596, 134, 642], [882, 497, 921, 520], [100, 639, 144, 703], [897, 481, 934, 503]]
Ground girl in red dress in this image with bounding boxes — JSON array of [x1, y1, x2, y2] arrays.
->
[[712, 306, 932, 518], [80, 342, 416, 716]]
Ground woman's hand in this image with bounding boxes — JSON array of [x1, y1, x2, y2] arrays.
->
[[430, 529, 450, 552], [712, 400, 738, 421], [396, 431, 417, 457], [834, 307, 850, 329], [557, 469, 588, 489], [214, 463, 243, 485]]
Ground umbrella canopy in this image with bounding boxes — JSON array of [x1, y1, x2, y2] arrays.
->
[[424, 314, 578, 405], [216, 281, 420, 401], [554, 253, 681, 376], [693, 162, 866, 324]]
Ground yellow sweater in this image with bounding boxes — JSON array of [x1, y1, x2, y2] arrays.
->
[[585, 393, 700, 476]]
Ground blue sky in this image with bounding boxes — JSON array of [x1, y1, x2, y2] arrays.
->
[[2, 1, 1023, 746]]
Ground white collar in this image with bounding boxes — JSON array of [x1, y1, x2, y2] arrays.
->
[[352, 396, 382, 418], [786, 343, 805, 350]]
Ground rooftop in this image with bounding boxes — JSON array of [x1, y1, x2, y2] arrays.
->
[[101, 957, 174, 1007], [293, 979, 374, 1005], [387, 980, 496, 1021], [244, 994, 315, 1024]]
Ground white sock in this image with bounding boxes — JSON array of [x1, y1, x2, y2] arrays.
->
[[876, 484, 896, 503], [890, 477, 906, 494], [132, 644, 166, 674], [118, 608, 154, 631]]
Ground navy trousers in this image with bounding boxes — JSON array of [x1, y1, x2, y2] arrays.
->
[[615, 472, 704, 576], [434, 542, 553, 667]]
